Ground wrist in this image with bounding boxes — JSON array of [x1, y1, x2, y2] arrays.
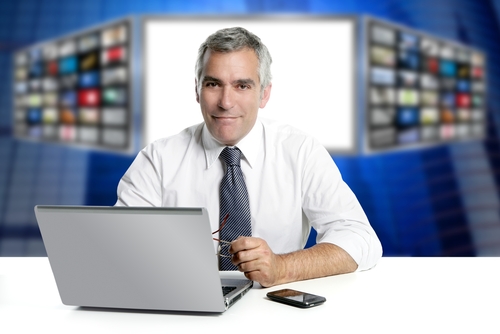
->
[[275, 253, 292, 285]]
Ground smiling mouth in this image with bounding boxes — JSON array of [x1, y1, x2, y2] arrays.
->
[[213, 116, 239, 121]]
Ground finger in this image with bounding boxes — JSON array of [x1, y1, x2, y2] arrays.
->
[[231, 250, 255, 269], [232, 250, 259, 269], [234, 249, 275, 273], [235, 258, 261, 272], [229, 236, 261, 254], [244, 270, 262, 282], [231, 248, 258, 264], [242, 268, 276, 288], [231, 241, 272, 267], [231, 238, 274, 268]]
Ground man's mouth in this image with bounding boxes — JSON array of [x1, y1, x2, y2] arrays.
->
[[213, 116, 239, 122]]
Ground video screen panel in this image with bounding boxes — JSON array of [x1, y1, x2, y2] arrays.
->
[[366, 18, 486, 152], [12, 19, 132, 152], [143, 17, 357, 153]]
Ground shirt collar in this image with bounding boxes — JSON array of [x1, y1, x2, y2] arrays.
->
[[202, 118, 262, 170]]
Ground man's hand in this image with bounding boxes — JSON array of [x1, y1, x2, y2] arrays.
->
[[229, 237, 285, 287], [229, 237, 358, 288]]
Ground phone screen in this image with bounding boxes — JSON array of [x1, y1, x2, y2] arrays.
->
[[267, 289, 326, 308]]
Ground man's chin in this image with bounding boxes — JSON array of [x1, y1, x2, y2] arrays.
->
[[210, 130, 240, 146], [215, 137, 238, 146], [208, 125, 240, 146]]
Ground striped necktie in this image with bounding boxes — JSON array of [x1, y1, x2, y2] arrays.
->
[[218, 147, 252, 270]]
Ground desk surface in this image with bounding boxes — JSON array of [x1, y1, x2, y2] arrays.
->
[[1, 257, 499, 333]]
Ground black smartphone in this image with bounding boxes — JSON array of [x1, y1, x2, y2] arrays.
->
[[266, 288, 326, 308]]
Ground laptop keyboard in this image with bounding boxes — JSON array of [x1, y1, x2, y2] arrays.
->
[[222, 286, 237, 296]]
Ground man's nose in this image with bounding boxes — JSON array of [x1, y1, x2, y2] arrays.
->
[[217, 86, 235, 110]]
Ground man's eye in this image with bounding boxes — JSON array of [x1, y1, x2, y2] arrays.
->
[[238, 84, 250, 90], [205, 82, 218, 87]]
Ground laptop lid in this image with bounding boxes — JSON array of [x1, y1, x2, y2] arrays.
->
[[34, 205, 252, 313]]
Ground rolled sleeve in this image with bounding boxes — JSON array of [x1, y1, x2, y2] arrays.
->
[[313, 217, 383, 271], [302, 139, 383, 271]]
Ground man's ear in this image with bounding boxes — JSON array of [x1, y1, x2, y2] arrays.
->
[[195, 79, 200, 103], [259, 83, 272, 109]]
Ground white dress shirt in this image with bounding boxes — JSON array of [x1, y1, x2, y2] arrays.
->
[[116, 117, 382, 271]]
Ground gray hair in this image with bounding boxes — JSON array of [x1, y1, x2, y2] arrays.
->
[[195, 27, 272, 94]]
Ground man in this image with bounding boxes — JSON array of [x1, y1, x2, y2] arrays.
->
[[116, 27, 382, 287]]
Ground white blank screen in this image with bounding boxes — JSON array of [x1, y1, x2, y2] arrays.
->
[[144, 18, 355, 152]]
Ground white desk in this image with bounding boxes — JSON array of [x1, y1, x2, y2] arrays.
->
[[1, 257, 499, 333]]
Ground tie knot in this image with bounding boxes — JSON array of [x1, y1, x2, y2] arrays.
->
[[220, 147, 241, 166]]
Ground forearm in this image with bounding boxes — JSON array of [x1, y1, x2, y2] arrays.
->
[[274, 243, 358, 286], [231, 238, 359, 287]]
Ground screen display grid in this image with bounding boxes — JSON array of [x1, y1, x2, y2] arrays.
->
[[367, 20, 486, 151], [12, 20, 131, 151]]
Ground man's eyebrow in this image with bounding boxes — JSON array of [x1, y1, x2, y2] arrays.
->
[[233, 78, 256, 86], [202, 76, 222, 84], [202, 76, 256, 87]]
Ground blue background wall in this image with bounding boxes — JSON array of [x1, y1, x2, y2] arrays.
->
[[1, 0, 500, 257]]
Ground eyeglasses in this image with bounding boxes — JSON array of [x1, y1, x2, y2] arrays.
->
[[212, 213, 231, 258]]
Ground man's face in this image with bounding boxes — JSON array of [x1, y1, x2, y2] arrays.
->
[[196, 48, 271, 146]]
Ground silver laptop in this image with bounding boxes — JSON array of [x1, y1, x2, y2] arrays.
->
[[34, 205, 253, 313]]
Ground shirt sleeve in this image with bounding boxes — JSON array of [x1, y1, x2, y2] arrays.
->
[[300, 138, 383, 271], [115, 144, 162, 207]]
